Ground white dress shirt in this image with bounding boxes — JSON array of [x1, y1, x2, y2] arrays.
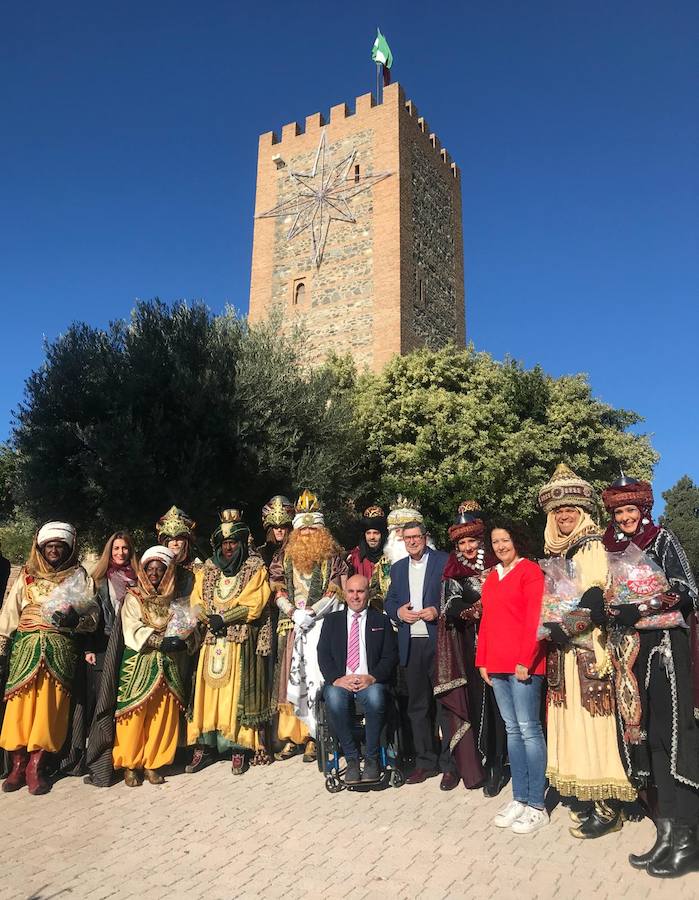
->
[[408, 551, 429, 637], [345, 607, 368, 675]]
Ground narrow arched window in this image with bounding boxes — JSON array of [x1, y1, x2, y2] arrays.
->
[[294, 281, 306, 305]]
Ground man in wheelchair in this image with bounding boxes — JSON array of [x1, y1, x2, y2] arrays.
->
[[317, 575, 398, 784]]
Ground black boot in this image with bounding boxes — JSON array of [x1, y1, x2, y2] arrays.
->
[[569, 801, 623, 839], [648, 823, 699, 878], [569, 800, 594, 826], [629, 817, 672, 869], [483, 762, 508, 798]]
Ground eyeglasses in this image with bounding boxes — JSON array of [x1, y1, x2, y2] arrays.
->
[[403, 535, 424, 542]]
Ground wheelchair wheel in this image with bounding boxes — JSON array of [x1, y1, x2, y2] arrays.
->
[[390, 769, 405, 788], [325, 775, 342, 794]]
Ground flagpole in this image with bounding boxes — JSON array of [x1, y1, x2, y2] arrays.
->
[[376, 62, 381, 104]]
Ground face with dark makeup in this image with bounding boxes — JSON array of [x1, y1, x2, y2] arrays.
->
[[42, 540, 70, 568], [145, 559, 167, 587]]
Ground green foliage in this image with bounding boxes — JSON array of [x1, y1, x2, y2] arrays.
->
[[0, 444, 19, 523], [10, 301, 364, 550], [7, 309, 659, 556], [353, 346, 658, 546], [0, 509, 36, 563], [661, 476, 699, 578]]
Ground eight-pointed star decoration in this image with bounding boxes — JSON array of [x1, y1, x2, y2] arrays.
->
[[256, 129, 392, 268]]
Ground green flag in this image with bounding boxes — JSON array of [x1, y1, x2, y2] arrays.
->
[[371, 28, 393, 69]]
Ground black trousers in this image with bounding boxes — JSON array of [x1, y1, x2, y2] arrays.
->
[[647, 653, 699, 825], [403, 637, 454, 773]]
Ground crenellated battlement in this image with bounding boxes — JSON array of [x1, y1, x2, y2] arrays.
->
[[258, 82, 458, 177]]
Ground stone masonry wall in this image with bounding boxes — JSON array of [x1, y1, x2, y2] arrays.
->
[[410, 141, 458, 348], [269, 129, 375, 368]]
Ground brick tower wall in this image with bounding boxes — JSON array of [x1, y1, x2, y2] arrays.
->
[[248, 83, 465, 372]]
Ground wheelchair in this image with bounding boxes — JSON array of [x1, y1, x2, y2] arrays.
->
[[315, 687, 406, 793]]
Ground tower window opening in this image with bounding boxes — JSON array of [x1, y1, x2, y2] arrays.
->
[[354, 164, 360, 183], [293, 280, 306, 305]]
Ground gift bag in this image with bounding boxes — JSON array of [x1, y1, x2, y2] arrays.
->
[[606, 543, 683, 630], [163, 599, 201, 639], [537, 557, 580, 639]]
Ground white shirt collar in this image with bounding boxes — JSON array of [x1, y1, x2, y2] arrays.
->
[[409, 550, 429, 567]]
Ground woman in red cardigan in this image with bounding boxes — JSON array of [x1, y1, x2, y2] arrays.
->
[[476, 519, 547, 835]]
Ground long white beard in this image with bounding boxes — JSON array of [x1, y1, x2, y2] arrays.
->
[[384, 531, 408, 565]]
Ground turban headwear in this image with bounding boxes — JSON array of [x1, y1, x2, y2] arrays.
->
[[37, 522, 76, 549], [360, 505, 387, 533], [538, 464, 597, 515], [602, 476, 653, 514], [210, 508, 250, 576], [140, 546, 176, 568], [448, 500, 485, 542]]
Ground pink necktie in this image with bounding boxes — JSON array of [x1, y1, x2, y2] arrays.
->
[[347, 613, 361, 673]]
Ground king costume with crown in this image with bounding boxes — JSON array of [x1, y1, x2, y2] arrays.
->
[[268, 491, 347, 761], [186, 507, 273, 774]]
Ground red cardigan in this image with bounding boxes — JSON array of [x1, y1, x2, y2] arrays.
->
[[474, 558, 546, 676]]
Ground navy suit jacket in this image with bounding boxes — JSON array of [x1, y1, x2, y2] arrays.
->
[[384, 549, 449, 667], [317, 607, 398, 686]]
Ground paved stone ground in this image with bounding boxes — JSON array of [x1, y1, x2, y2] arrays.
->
[[1, 756, 698, 900]]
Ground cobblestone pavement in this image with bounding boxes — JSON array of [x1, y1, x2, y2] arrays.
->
[[2, 756, 698, 900]]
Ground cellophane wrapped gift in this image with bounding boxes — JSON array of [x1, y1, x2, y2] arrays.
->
[[163, 599, 200, 639], [42, 569, 99, 625], [537, 558, 580, 639], [606, 543, 684, 630]]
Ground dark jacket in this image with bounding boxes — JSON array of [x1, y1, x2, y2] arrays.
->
[[384, 549, 449, 666], [317, 607, 398, 686], [0, 555, 10, 607]]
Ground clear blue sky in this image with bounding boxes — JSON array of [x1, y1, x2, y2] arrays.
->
[[1, 1, 697, 507]]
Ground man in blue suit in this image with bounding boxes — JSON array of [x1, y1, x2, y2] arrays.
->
[[384, 521, 454, 786], [318, 575, 398, 784]]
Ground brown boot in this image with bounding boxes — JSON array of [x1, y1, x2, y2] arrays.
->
[[124, 768, 142, 787], [144, 768, 164, 784], [303, 739, 317, 763], [2, 748, 29, 792], [25, 750, 51, 795]]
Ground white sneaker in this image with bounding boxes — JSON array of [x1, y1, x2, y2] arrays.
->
[[493, 800, 527, 828], [511, 806, 550, 834]]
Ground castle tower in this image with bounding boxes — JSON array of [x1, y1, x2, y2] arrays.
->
[[248, 83, 465, 372]]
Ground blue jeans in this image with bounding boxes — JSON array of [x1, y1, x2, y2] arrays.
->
[[323, 683, 387, 761], [490, 674, 546, 809]]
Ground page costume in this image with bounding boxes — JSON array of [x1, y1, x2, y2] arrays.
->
[[111, 547, 198, 782], [0, 523, 97, 794], [602, 477, 699, 877], [436, 503, 495, 790]]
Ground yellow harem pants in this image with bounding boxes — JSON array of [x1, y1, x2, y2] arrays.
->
[[113, 686, 180, 770], [277, 703, 309, 745], [0, 669, 70, 753]]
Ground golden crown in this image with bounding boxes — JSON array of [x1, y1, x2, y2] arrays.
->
[[363, 505, 385, 519], [389, 494, 420, 513], [220, 508, 242, 524], [295, 490, 321, 514]]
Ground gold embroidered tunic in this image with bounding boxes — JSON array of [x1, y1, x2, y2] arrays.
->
[[187, 556, 271, 750]]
